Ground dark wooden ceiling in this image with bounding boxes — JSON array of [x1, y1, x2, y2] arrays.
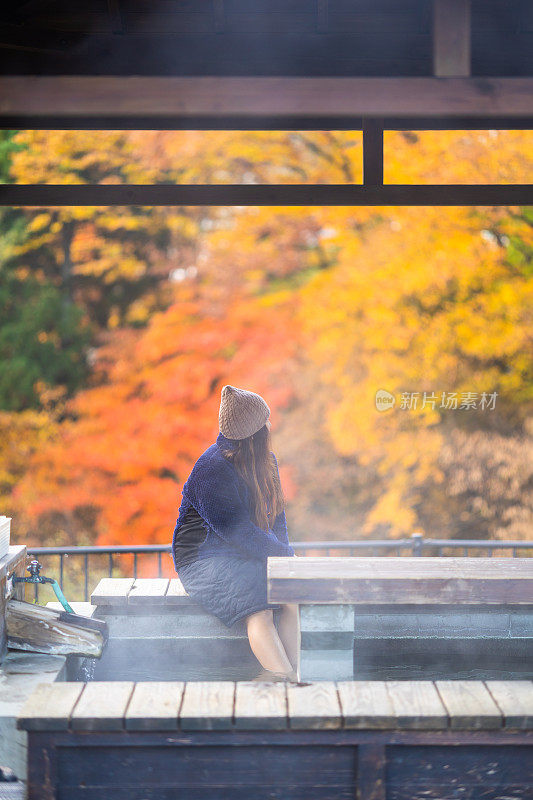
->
[[0, 0, 531, 77]]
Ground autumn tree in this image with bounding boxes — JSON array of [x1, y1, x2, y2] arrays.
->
[[7, 129, 533, 546], [4, 129, 346, 540], [296, 131, 533, 540], [12, 281, 301, 549]]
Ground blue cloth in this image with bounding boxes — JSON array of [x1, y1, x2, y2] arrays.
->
[[177, 553, 283, 628], [171, 431, 295, 569]]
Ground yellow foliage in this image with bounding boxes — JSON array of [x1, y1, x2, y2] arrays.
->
[[5, 128, 532, 543]]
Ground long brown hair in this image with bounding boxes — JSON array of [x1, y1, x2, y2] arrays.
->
[[220, 424, 285, 531]]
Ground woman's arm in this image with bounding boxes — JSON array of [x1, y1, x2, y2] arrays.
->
[[270, 452, 295, 555], [184, 461, 294, 561], [270, 507, 289, 545]]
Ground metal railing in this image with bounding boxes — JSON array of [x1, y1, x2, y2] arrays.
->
[[24, 533, 533, 602]]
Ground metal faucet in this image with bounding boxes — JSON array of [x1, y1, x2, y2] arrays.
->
[[13, 559, 75, 614]]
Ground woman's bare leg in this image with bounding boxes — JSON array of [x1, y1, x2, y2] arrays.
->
[[245, 609, 294, 674], [277, 603, 301, 677]]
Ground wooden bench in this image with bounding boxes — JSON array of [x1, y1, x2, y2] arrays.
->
[[88, 578, 278, 681], [18, 678, 533, 799], [267, 557, 533, 681]]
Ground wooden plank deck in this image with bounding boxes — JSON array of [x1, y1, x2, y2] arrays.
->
[[90, 578, 135, 607], [91, 577, 187, 606], [336, 680, 395, 729], [165, 577, 196, 605], [18, 679, 533, 732], [179, 681, 235, 730], [125, 682, 185, 731], [435, 680, 503, 730], [70, 681, 134, 731], [15, 682, 84, 732], [485, 681, 533, 730], [378, 680, 448, 730], [268, 556, 533, 604], [127, 578, 170, 605], [287, 680, 342, 730], [234, 681, 287, 730]]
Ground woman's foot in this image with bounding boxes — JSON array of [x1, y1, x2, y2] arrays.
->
[[252, 667, 299, 683], [283, 667, 300, 683]]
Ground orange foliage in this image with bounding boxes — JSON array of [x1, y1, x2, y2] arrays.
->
[[13, 283, 302, 546]]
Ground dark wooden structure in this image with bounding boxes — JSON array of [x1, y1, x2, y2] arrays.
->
[[18, 679, 533, 799], [0, 0, 532, 206]]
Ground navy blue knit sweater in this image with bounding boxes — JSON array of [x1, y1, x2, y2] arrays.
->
[[171, 432, 295, 569]]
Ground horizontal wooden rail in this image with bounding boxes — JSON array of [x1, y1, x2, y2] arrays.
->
[[1, 184, 532, 206], [1, 115, 532, 131]]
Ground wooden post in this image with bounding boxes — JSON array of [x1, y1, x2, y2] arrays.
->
[[363, 119, 384, 187], [433, 0, 471, 77]]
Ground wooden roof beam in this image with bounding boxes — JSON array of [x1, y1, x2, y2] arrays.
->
[[0, 77, 532, 122]]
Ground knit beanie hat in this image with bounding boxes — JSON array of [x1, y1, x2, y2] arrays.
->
[[218, 384, 270, 440]]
